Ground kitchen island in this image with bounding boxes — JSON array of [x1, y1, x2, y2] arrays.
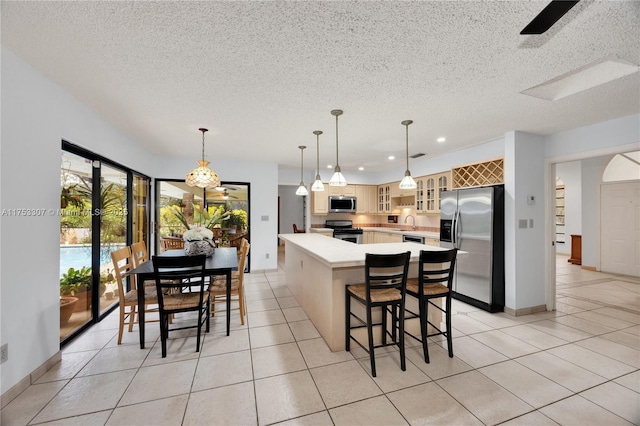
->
[[279, 233, 449, 351]]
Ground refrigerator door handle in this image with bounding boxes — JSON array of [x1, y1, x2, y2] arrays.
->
[[454, 209, 461, 248]]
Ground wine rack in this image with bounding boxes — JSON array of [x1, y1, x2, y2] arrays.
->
[[452, 158, 504, 188]]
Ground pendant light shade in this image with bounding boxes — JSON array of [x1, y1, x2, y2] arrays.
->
[[186, 128, 221, 189], [399, 120, 417, 190], [329, 109, 347, 186], [311, 130, 325, 192], [296, 145, 309, 196]]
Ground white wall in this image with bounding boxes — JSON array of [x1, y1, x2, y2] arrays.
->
[[1, 47, 158, 394], [504, 132, 547, 311], [546, 114, 640, 159], [555, 161, 582, 255]]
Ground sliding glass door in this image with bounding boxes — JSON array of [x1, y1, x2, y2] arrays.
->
[[60, 151, 94, 340], [60, 144, 150, 344], [98, 164, 128, 316]]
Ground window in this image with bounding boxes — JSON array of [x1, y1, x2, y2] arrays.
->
[[602, 151, 640, 182]]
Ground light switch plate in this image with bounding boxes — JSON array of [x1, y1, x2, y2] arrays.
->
[[519, 219, 528, 229]]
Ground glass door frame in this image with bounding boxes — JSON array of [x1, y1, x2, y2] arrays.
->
[[61, 141, 151, 346], [155, 180, 250, 272]]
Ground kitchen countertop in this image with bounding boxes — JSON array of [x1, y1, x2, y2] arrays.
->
[[310, 228, 333, 233], [311, 227, 439, 239], [279, 233, 447, 268], [361, 227, 440, 239]]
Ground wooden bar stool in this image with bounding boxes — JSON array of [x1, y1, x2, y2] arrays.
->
[[345, 251, 411, 377], [405, 249, 458, 363]]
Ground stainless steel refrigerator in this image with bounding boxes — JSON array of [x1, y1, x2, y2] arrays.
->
[[440, 185, 505, 312]]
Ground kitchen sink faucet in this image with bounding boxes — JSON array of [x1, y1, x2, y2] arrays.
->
[[405, 215, 416, 231]]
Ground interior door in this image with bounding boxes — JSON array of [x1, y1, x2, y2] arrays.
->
[[601, 181, 640, 276]]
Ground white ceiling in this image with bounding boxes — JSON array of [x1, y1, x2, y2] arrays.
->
[[2, 1, 639, 173]]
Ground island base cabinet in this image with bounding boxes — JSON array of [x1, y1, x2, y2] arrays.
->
[[285, 246, 442, 351]]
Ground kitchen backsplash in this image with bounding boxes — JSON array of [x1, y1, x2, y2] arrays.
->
[[310, 210, 440, 232]]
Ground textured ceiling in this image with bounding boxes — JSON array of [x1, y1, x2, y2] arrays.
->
[[2, 1, 639, 173]]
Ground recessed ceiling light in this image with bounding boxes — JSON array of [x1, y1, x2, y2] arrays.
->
[[388, 155, 395, 160], [437, 137, 446, 143], [326, 164, 333, 169], [358, 166, 364, 171]]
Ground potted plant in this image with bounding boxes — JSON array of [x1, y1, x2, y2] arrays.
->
[[227, 209, 248, 231], [169, 205, 230, 256], [60, 266, 92, 312], [60, 296, 79, 326], [60, 184, 84, 209], [169, 205, 230, 231]]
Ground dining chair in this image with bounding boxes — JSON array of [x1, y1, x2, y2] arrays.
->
[[405, 248, 458, 363], [152, 254, 210, 358], [110, 246, 160, 345], [131, 241, 155, 287], [293, 224, 305, 233], [131, 241, 148, 267], [345, 251, 411, 377], [209, 238, 250, 325]]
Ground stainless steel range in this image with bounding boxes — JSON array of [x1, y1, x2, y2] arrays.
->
[[325, 219, 363, 244]]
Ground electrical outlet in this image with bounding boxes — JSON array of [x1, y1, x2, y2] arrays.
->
[[1, 343, 8, 364], [265, 253, 269, 259]]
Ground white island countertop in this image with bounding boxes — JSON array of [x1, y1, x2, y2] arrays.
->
[[279, 233, 448, 269], [361, 227, 440, 239], [310, 227, 440, 239]]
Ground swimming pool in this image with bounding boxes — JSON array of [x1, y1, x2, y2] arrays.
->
[[60, 245, 125, 276]]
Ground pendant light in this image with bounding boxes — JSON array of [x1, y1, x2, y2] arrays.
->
[[329, 109, 347, 186], [399, 120, 417, 189], [311, 130, 325, 192], [295, 145, 309, 196], [185, 128, 221, 189]]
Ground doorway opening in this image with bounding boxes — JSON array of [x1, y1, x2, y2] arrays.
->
[[156, 181, 250, 270], [547, 149, 640, 314]]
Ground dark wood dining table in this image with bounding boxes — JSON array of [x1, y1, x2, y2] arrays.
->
[[127, 247, 238, 349]]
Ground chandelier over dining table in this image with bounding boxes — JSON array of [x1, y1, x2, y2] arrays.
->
[[185, 127, 221, 189]]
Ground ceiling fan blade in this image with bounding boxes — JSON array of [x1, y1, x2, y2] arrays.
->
[[520, 0, 580, 35]]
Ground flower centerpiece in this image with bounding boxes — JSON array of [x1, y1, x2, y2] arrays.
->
[[183, 226, 216, 256], [169, 204, 230, 257]]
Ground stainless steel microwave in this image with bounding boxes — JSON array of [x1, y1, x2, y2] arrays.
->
[[328, 196, 357, 213]]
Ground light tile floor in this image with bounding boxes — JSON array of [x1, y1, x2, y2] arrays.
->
[[2, 252, 639, 425]]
